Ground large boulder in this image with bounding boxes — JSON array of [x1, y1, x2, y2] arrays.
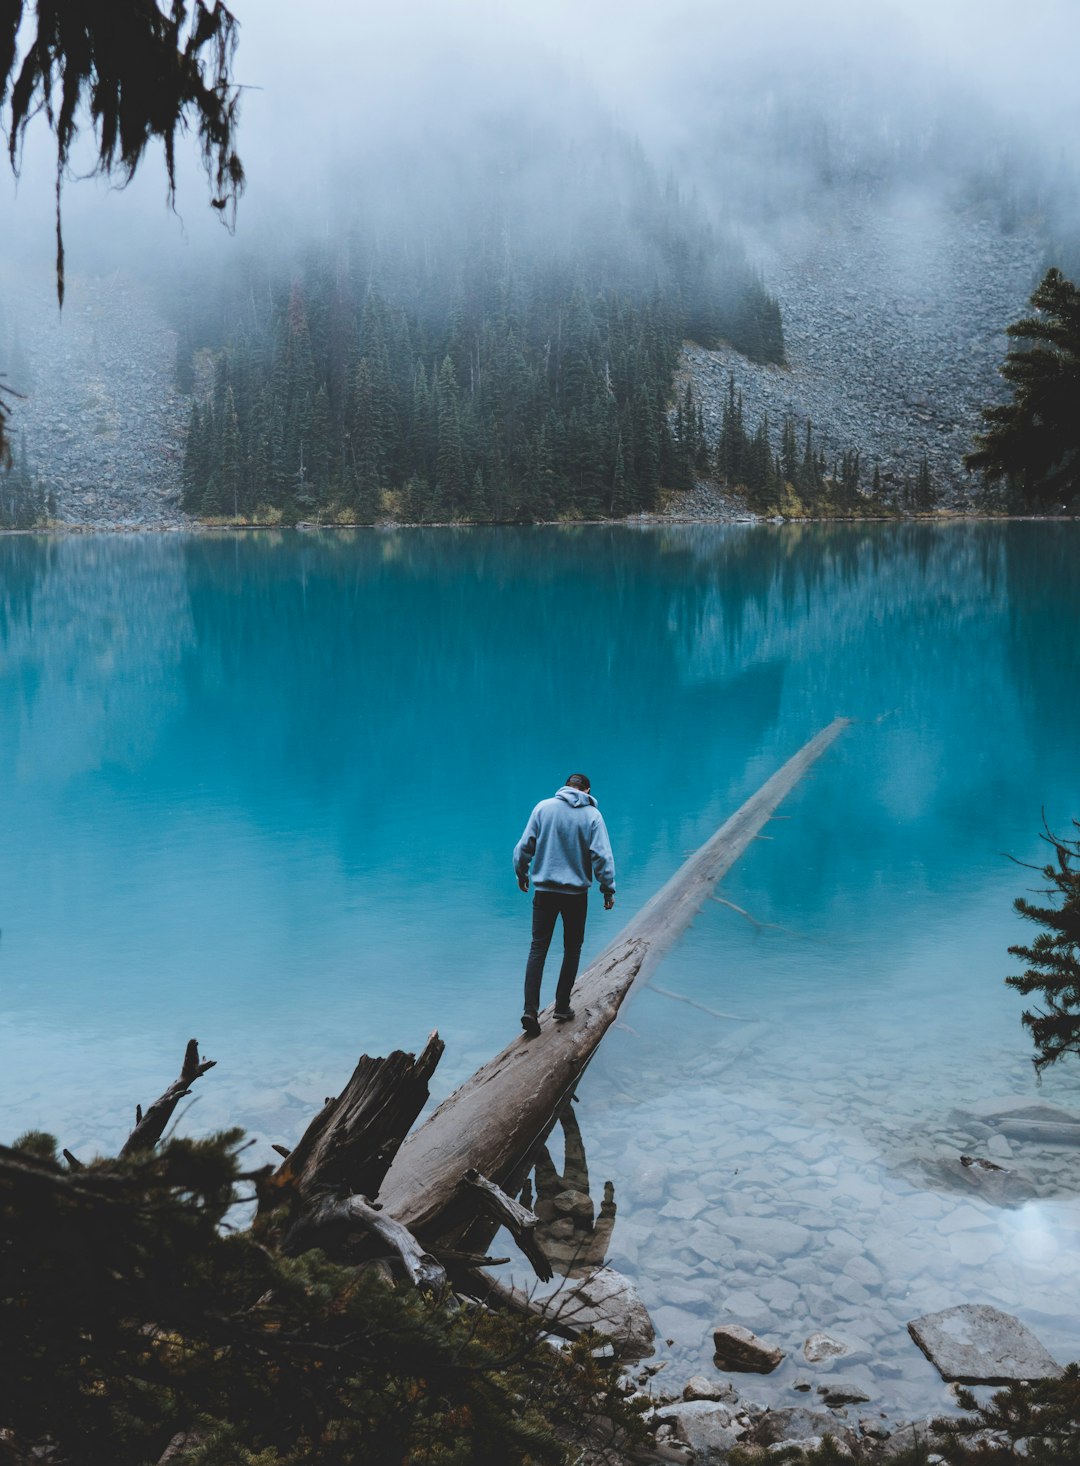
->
[[751, 1406, 860, 1454], [907, 1304, 1063, 1384], [539, 1266, 656, 1360], [654, 1400, 746, 1456], [713, 1322, 784, 1373]]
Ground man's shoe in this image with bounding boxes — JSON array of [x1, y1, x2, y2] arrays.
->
[[521, 1012, 541, 1038], [553, 1007, 575, 1023]]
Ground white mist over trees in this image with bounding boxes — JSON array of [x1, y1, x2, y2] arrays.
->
[[1, 0, 1078, 522]]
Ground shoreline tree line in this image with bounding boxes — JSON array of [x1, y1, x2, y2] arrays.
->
[[177, 191, 786, 525]]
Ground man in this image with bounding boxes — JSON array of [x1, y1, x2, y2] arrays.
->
[[513, 773, 616, 1037]]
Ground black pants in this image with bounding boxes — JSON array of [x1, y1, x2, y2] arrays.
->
[[523, 889, 588, 1015]]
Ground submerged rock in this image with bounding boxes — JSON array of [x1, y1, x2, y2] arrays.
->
[[713, 1322, 785, 1373], [907, 1304, 1063, 1384], [818, 1379, 871, 1407], [804, 1330, 849, 1363]]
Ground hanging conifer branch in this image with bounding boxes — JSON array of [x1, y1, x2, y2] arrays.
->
[[3, 0, 245, 309]]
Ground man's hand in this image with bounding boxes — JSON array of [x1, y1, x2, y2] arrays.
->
[[518, 874, 530, 893], [604, 893, 615, 910]]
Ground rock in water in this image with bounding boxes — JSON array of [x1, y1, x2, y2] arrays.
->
[[907, 1305, 1063, 1384], [682, 1375, 738, 1403], [817, 1379, 871, 1407], [804, 1330, 849, 1363], [713, 1322, 785, 1373], [654, 1400, 746, 1456], [544, 1266, 656, 1361], [751, 1407, 860, 1454]]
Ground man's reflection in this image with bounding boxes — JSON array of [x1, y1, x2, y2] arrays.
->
[[521, 1099, 616, 1277]]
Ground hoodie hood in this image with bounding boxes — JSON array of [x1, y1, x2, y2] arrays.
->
[[555, 785, 597, 808]]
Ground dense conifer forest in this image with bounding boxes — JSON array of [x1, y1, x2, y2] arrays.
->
[[177, 137, 786, 524]]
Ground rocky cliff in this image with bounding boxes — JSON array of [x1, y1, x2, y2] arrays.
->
[[685, 194, 1044, 505], [0, 263, 190, 529]]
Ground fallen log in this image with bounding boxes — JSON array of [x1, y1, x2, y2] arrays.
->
[[377, 718, 849, 1248]]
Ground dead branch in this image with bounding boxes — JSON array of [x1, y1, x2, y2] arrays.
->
[[456, 1269, 583, 1342], [435, 1247, 512, 1268], [120, 1040, 216, 1156], [709, 894, 782, 931], [288, 1193, 446, 1291], [462, 1168, 552, 1282]]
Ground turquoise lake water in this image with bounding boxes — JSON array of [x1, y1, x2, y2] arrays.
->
[[2, 522, 1078, 1418]]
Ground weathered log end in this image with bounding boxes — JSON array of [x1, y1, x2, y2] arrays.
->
[[256, 1032, 445, 1244], [285, 1193, 447, 1292]]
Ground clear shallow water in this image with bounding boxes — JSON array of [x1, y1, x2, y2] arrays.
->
[[2, 523, 1078, 1420]]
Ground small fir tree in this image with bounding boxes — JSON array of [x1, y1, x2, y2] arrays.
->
[[1007, 822, 1080, 1073]]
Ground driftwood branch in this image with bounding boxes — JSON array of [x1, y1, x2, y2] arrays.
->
[[462, 1168, 552, 1282], [645, 981, 748, 1023], [120, 1040, 216, 1156], [457, 1269, 583, 1342], [291, 1193, 446, 1291], [435, 1247, 512, 1268], [377, 719, 849, 1249], [709, 894, 782, 931]]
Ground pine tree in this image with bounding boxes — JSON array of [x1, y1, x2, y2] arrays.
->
[[435, 355, 466, 513], [310, 384, 333, 504], [798, 421, 820, 497], [967, 268, 1080, 511], [219, 387, 241, 518], [1007, 823, 1080, 1073], [174, 201, 785, 525], [349, 359, 382, 516]]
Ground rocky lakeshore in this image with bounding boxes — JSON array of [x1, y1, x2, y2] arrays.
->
[[487, 983, 1080, 1462]]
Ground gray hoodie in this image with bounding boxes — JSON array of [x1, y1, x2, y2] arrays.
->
[[513, 786, 616, 897]]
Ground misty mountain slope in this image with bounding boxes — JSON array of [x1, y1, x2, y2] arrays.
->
[[687, 195, 1043, 499], [0, 265, 190, 528]]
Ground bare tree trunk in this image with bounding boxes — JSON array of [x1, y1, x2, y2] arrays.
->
[[121, 1040, 216, 1156]]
